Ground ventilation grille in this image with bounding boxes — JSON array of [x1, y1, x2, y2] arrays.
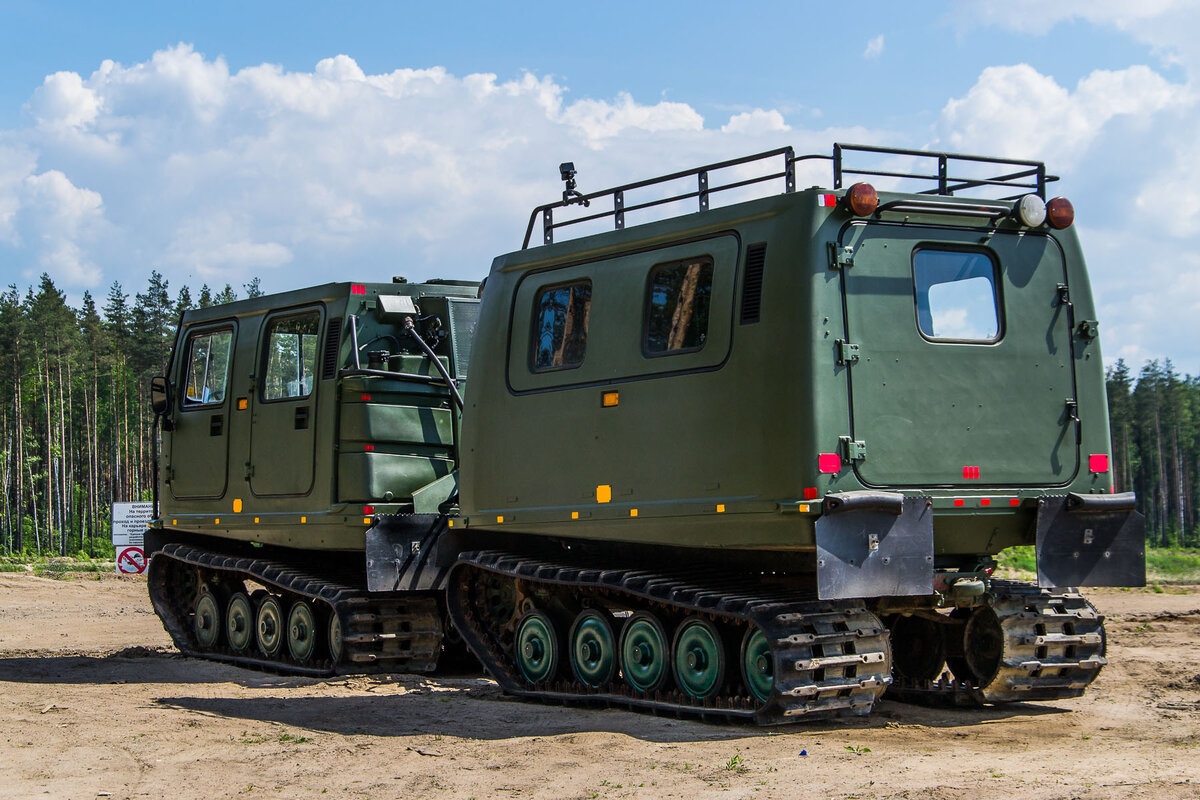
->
[[322, 316, 343, 380], [740, 243, 767, 324]]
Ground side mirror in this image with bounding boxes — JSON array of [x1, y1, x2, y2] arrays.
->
[[150, 375, 171, 416]]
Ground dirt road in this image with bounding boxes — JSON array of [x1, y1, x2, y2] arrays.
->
[[1, 573, 1197, 800]]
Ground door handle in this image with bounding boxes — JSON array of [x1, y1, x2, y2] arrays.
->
[[210, 414, 223, 436], [295, 406, 309, 430]]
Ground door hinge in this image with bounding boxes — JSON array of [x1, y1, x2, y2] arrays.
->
[[1065, 399, 1079, 422], [827, 243, 854, 270], [1076, 319, 1099, 339], [164, 465, 174, 484], [244, 462, 255, 480], [836, 339, 860, 365], [839, 435, 867, 462]]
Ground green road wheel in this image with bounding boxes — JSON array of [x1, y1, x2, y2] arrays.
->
[[740, 627, 774, 704], [515, 611, 559, 684], [256, 595, 284, 658], [328, 611, 344, 665], [569, 610, 617, 688], [287, 600, 318, 663], [193, 589, 221, 650], [673, 617, 726, 699], [620, 612, 670, 693], [225, 592, 253, 653]]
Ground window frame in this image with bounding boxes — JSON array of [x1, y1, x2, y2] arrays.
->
[[529, 279, 593, 373], [910, 245, 1005, 345], [179, 324, 235, 411], [641, 255, 715, 358], [258, 307, 324, 403]]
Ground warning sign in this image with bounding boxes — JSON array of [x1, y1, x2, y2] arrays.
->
[[117, 546, 146, 575], [112, 502, 153, 575]]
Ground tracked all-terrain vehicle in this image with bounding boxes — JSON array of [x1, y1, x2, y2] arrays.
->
[[147, 143, 1146, 724]]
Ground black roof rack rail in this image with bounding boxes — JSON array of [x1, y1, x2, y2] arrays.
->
[[522, 143, 1058, 248]]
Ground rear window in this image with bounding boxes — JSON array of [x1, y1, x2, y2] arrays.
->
[[913, 249, 1001, 342]]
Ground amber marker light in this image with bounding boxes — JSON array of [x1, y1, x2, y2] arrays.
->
[[601, 391, 619, 407], [1047, 196, 1075, 229], [847, 182, 878, 216]]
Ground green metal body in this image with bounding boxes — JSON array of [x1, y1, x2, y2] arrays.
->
[[456, 187, 1111, 564], [157, 280, 479, 550]]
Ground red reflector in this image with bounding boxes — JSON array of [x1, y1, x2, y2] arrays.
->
[[364, 445, 375, 452], [803, 487, 819, 500], [980, 498, 991, 506], [1009, 498, 1020, 507], [361, 394, 372, 401], [1089, 454, 1110, 473], [363, 505, 374, 515], [962, 466, 980, 480], [818, 453, 841, 474], [351, 283, 366, 295], [953, 499, 965, 507]]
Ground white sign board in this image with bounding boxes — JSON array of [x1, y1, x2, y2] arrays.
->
[[112, 502, 153, 575]]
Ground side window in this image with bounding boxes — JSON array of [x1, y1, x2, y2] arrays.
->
[[262, 311, 320, 400], [182, 329, 233, 408], [644, 257, 714, 355], [913, 249, 1001, 342], [532, 281, 591, 371]]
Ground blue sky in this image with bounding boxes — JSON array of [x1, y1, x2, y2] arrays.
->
[[1, 1, 1199, 373]]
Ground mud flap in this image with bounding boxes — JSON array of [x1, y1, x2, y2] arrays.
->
[[1036, 492, 1146, 588], [815, 492, 934, 600], [364, 513, 452, 592]]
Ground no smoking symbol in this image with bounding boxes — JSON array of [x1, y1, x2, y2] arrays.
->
[[117, 547, 146, 575]]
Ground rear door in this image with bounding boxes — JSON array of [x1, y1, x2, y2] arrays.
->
[[839, 223, 1078, 487], [249, 306, 322, 496]]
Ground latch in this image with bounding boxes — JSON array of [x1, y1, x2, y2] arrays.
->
[[827, 243, 854, 270], [1065, 399, 1079, 422], [1076, 319, 1099, 339], [1056, 284, 1071, 306], [836, 339, 860, 365], [839, 435, 867, 462]]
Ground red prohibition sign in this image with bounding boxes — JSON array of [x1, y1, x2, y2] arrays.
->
[[117, 546, 146, 574]]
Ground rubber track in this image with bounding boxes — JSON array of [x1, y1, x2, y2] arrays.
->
[[148, 543, 444, 677], [886, 580, 1106, 706], [446, 551, 892, 725]]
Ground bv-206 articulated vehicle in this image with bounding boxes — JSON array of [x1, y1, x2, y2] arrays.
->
[[147, 143, 1146, 724]]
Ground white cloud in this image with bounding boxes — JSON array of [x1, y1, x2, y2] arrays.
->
[[863, 35, 885, 60], [938, 63, 1187, 166], [0, 45, 878, 296]]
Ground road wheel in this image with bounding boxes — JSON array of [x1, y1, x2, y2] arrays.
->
[[620, 612, 670, 693], [569, 610, 617, 689], [672, 617, 726, 700], [256, 595, 284, 658], [287, 600, 319, 663], [193, 588, 221, 650], [225, 592, 253, 653], [514, 611, 559, 685], [740, 627, 773, 704]]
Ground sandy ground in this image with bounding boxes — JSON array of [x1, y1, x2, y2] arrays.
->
[[0, 573, 1197, 800]]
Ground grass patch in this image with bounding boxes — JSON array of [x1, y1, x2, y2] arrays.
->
[[997, 545, 1200, 585]]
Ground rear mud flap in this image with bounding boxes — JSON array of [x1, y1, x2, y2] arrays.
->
[[364, 513, 452, 592], [1036, 492, 1146, 588], [815, 492, 934, 600]]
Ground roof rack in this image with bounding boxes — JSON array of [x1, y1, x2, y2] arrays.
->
[[522, 143, 1059, 248]]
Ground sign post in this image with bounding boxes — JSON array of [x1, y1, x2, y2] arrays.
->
[[111, 502, 154, 575]]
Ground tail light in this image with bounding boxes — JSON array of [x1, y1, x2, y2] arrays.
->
[[847, 183, 878, 216], [1016, 194, 1047, 227], [1047, 196, 1075, 229]]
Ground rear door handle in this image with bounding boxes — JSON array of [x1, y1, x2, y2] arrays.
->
[[295, 406, 309, 430]]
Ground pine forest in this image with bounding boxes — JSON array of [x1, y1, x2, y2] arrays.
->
[[0, 270, 1195, 556]]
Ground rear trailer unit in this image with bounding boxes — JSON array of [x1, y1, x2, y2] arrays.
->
[[148, 144, 1144, 723]]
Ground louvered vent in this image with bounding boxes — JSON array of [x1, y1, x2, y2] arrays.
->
[[740, 243, 767, 324], [322, 316, 343, 380]]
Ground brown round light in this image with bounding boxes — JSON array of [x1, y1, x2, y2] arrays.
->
[[847, 182, 878, 216], [1047, 196, 1075, 229]]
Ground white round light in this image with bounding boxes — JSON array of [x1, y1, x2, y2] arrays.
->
[[1016, 194, 1047, 227]]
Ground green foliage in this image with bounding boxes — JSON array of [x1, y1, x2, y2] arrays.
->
[[998, 545, 1200, 584]]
